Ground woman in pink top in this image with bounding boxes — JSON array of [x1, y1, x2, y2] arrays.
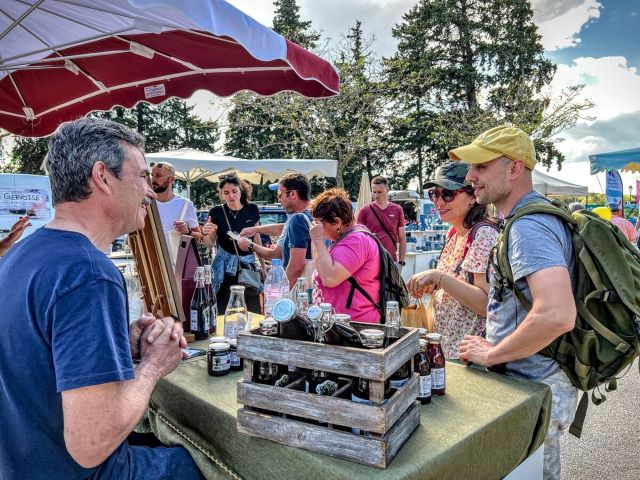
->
[[309, 188, 381, 323]]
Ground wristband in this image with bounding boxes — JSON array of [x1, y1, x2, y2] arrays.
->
[[187, 226, 192, 235], [398, 260, 406, 266]]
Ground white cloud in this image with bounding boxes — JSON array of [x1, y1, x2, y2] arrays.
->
[[532, 0, 602, 50], [551, 56, 640, 121]]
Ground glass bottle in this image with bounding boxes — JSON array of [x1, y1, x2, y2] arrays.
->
[[426, 332, 446, 395], [319, 303, 340, 345], [294, 276, 308, 302], [203, 264, 217, 336], [224, 285, 248, 340], [383, 301, 402, 348], [190, 266, 209, 341], [252, 318, 289, 386], [415, 339, 432, 404], [263, 258, 289, 315], [305, 304, 338, 395], [296, 291, 309, 315], [272, 298, 312, 341]]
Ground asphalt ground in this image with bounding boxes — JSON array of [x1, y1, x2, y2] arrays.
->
[[560, 358, 639, 479]]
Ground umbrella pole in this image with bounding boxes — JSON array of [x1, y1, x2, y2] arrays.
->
[[187, 181, 192, 200]]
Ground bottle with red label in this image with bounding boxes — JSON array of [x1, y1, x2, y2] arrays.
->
[[426, 333, 445, 395]]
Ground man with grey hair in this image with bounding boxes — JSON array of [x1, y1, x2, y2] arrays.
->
[[0, 118, 203, 479]]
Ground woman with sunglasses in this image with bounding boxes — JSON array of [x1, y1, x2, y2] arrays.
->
[[202, 174, 266, 314], [407, 161, 499, 359]]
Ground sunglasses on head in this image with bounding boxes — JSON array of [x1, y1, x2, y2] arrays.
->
[[427, 187, 471, 202]]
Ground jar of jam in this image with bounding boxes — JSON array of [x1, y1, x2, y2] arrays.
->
[[426, 333, 445, 395], [415, 338, 431, 404], [228, 338, 242, 371], [359, 328, 384, 349], [207, 342, 231, 376], [259, 317, 278, 336]]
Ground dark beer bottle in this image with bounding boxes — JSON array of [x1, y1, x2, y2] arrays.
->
[[203, 264, 217, 335], [190, 267, 209, 341]]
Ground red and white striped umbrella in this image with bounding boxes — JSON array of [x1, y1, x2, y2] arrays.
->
[[0, 0, 340, 137]]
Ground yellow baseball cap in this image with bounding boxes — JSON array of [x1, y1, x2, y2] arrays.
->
[[448, 125, 537, 170]]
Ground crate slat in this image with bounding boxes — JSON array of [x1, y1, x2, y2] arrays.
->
[[237, 374, 418, 433], [237, 401, 421, 469], [236, 324, 419, 381]]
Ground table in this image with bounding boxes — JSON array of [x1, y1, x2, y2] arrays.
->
[[145, 347, 551, 480]]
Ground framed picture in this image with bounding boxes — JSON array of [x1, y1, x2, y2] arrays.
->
[[128, 201, 186, 324]]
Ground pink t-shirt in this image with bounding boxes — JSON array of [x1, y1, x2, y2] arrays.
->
[[610, 216, 638, 242], [356, 203, 404, 261], [312, 229, 381, 323]]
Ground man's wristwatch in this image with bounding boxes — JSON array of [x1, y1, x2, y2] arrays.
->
[[398, 260, 406, 266], [186, 226, 192, 235]]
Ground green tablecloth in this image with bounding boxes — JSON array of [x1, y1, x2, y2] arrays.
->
[[145, 351, 551, 480]]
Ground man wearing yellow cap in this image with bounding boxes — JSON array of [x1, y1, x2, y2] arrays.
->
[[453, 126, 578, 480]]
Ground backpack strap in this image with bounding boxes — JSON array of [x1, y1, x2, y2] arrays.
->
[[368, 204, 398, 246]]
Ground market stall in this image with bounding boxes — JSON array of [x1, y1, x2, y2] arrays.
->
[[144, 343, 550, 480]]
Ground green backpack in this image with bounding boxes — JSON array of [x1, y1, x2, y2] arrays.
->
[[492, 199, 640, 438]]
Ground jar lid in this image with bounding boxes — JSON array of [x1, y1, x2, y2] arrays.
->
[[419, 338, 428, 348], [272, 299, 296, 322], [418, 328, 428, 335], [227, 339, 237, 347], [260, 318, 278, 329], [426, 332, 442, 342], [360, 328, 384, 348], [209, 336, 229, 344], [209, 342, 230, 351], [307, 305, 323, 321]]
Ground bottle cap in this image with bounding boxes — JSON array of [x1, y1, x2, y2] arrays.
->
[[259, 318, 278, 336], [386, 300, 399, 309], [227, 339, 237, 347], [360, 329, 385, 348], [272, 299, 296, 322], [331, 313, 351, 324], [307, 305, 323, 321], [209, 336, 229, 344], [208, 342, 230, 352], [271, 258, 282, 266], [319, 302, 333, 312], [426, 332, 442, 342]]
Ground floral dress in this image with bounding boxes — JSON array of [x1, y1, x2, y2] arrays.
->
[[432, 225, 499, 359]]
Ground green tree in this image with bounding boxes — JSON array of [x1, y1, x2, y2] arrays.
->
[[2, 137, 48, 174], [384, 0, 593, 189], [224, 0, 322, 201]]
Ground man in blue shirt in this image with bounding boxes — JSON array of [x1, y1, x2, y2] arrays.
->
[[239, 174, 313, 289], [0, 118, 202, 479]]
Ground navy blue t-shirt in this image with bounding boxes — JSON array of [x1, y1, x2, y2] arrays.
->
[[281, 211, 312, 267], [0, 228, 134, 479]]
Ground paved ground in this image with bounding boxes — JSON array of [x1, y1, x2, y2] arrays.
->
[[560, 359, 639, 479]]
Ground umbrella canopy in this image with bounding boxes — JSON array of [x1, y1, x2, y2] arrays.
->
[[589, 147, 640, 174], [355, 172, 372, 217], [532, 169, 588, 197], [146, 148, 337, 197], [0, 0, 340, 137]]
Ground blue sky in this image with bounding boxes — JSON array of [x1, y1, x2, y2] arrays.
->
[[218, 1, 640, 193]]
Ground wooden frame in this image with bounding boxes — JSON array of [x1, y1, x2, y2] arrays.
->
[[128, 200, 186, 323]]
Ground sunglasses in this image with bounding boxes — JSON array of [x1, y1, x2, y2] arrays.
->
[[276, 190, 297, 199], [427, 187, 471, 202]]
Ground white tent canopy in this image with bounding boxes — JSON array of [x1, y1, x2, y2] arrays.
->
[[146, 148, 337, 196], [532, 169, 588, 197]]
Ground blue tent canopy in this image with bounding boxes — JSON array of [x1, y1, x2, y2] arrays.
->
[[589, 147, 640, 174]]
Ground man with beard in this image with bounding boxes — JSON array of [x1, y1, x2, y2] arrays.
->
[[150, 162, 202, 244], [453, 126, 578, 480]]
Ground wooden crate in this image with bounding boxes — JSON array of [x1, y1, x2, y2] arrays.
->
[[236, 324, 421, 468]]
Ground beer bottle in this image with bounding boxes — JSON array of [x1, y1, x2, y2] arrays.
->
[[190, 267, 209, 341]]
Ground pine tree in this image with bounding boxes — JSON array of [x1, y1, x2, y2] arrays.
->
[[384, 0, 590, 185]]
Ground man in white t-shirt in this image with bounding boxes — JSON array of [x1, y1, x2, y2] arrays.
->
[[150, 162, 201, 243]]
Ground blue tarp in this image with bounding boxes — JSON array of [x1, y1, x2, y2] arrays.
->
[[589, 147, 640, 174]]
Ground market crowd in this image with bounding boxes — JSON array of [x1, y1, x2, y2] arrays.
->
[[2, 117, 638, 480]]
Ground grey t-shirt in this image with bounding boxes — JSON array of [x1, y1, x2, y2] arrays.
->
[[486, 191, 575, 380]]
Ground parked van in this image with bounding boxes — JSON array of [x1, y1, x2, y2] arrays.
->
[[0, 173, 54, 242]]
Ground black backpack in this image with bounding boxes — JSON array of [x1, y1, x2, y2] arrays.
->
[[338, 227, 410, 323]]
